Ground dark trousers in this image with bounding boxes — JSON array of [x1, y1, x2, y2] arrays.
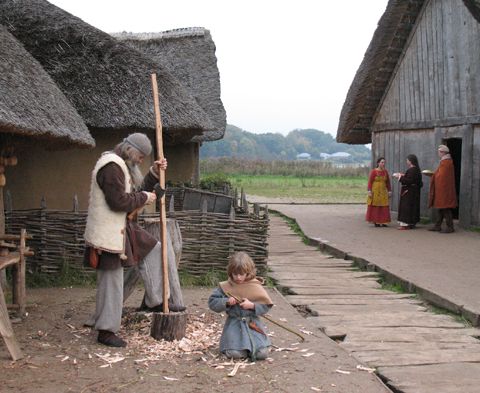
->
[[435, 208, 454, 229]]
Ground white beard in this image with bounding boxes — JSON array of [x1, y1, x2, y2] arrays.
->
[[125, 161, 144, 189]]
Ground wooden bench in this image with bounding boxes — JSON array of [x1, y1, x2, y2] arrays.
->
[[0, 229, 33, 361]]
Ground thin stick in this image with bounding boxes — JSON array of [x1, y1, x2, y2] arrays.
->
[[224, 291, 305, 342], [151, 73, 169, 314]]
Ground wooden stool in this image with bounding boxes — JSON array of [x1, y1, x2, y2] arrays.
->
[[0, 229, 33, 361]]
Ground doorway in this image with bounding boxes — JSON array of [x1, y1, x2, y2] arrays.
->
[[444, 138, 462, 219]]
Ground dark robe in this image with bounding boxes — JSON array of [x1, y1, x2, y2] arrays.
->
[[397, 166, 423, 225], [84, 162, 163, 270]]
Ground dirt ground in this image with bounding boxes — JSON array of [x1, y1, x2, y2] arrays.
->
[[1, 286, 389, 393]]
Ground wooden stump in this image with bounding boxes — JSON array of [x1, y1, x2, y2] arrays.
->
[[150, 311, 187, 341]]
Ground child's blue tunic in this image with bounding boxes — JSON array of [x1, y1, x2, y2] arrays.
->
[[208, 287, 272, 354]]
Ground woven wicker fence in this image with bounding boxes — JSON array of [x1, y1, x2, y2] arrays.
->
[[4, 189, 269, 277]]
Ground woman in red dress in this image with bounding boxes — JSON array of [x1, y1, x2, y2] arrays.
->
[[366, 157, 392, 227]]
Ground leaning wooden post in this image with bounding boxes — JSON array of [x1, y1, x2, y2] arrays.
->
[[149, 73, 187, 341], [0, 282, 23, 361], [15, 229, 27, 316]]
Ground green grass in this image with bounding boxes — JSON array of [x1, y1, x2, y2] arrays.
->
[[227, 174, 367, 203], [428, 304, 472, 327], [25, 261, 96, 288], [273, 211, 310, 245]]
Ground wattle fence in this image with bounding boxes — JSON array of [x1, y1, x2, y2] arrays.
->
[[4, 188, 269, 277]]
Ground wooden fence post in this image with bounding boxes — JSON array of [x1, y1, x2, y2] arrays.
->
[[169, 194, 175, 217], [39, 196, 47, 270], [228, 205, 236, 256], [72, 194, 79, 213], [253, 203, 260, 217]]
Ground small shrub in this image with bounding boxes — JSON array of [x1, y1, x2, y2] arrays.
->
[[199, 173, 232, 191]]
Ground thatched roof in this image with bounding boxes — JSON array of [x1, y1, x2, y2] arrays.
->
[[114, 28, 226, 142], [0, 25, 94, 148], [337, 0, 480, 144], [337, 0, 424, 144], [0, 0, 213, 145], [464, 0, 480, 22]]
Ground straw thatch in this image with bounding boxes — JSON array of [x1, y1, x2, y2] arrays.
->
[[337, 0, 480, 144], [0, 0, 214, 145], [463, 0, 480, 22], [114, 28, 226, 142], [0, 25, 94, 149], [337, 0, 424, 144]]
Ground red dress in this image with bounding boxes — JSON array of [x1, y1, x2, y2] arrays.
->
[[366, 168, 391, 224]]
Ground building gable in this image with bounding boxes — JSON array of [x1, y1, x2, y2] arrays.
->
[[375, 0, 480, 130]]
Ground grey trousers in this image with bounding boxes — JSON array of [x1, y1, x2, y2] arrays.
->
[[88, 241, 184, 333]]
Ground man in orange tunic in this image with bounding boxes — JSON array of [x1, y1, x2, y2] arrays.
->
[[428, 145, 457, 233]]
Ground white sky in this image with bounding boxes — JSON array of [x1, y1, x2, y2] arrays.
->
[[49, 0, 387, 137]]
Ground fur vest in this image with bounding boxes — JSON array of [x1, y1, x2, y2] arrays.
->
[[84, 152, 131, 254]]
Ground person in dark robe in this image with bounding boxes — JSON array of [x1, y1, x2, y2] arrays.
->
[[393, 154, 423, 230]]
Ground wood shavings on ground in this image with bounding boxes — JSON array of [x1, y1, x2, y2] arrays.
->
[[272, 346, 299, 352], [227, 362, 243, 377], [95, 352, 126, 364], [335, 368, 351, 375], [118, 309, 222, 362], [356, 365, 376, 373], [299, 329, 313, 335]]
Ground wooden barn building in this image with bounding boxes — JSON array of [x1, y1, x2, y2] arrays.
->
[[337, 0, 480, 227], [0, 0, 224, 210]]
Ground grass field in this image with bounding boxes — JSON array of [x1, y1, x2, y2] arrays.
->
[[227, 174, 367, 203]]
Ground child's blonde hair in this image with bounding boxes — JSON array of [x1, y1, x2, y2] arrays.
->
[[227, 252, 256, 281]]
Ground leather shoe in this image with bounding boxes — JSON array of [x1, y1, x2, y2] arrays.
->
[[97, 330, 127, 348]]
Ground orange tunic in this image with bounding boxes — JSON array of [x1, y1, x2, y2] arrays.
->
[[428, 158, 457, 209]]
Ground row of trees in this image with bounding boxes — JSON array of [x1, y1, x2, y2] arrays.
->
[[200, 125, 371, 163]]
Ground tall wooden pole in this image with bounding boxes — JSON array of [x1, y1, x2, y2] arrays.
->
[[151, 74, 169, 314]]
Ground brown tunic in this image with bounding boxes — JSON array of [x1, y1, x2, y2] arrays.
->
[[428, 158, 457, 209], [84, 162, 163, 270]]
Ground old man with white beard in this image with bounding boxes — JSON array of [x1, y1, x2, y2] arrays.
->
[[84, 133, 185, 348]]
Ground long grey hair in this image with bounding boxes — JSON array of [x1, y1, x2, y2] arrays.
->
[[113, 141, 144, 189]]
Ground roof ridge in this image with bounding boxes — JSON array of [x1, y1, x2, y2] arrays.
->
[[112, 27, 206, 40]]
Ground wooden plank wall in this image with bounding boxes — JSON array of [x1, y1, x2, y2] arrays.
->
[[372, 130, 437, 221], [376, 0, 480, 125], [473, 126, 480, 225]]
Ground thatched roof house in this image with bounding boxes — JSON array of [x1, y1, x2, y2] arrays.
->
[[0, 0, 213, 145], [0, 25, 93, 149], [114, 28, 227, 142], [0, 0, 226, 209], [337, 0, 480, 227]]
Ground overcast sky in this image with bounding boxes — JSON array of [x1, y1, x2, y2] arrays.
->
[[49, 0, 387, 137]]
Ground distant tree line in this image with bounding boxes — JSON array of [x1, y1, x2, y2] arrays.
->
[[200, 125, 371, 163], [200, 158, 369, 178]]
